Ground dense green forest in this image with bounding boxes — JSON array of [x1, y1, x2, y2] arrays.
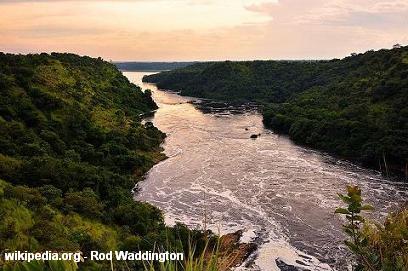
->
[[144, 46, 408, 177], [0, 53, 210, 270]]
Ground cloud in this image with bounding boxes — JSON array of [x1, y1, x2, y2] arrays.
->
[[245, 0, 408, 28], [0, 0, 407, 60], [240, 0, 408, 59]]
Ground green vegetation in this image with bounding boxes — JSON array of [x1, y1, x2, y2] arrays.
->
[[4, 258, 78, 271], [143, 237, 221, 271], [3, 233, 221, 271], [0, 52, 212, 270], [143, 60, 327, 103], [336, 186, 408, 270], [144, 46, 408, 177]]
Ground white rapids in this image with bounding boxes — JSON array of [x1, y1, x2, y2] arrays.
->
[[124, 71, 408, 271]]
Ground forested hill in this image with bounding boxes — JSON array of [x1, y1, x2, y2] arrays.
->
[[0, 53, 200, 270], [144, 47, 408, 177], [143, 60, 330, 103]]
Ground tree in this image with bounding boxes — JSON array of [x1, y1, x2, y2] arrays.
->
[[336, 186, 408, 270]]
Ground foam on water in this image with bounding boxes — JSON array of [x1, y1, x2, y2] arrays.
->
[[124, 72, 408, 271]]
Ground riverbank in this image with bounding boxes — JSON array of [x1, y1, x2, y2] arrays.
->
[[143, 46, 408, 178], [1, 53, 234, 271], [127, 71, 408, 270]]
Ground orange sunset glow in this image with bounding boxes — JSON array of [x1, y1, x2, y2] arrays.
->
[[1, 0, 408, 60]]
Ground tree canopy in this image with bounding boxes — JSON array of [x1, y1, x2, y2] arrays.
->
[[0, 53, 207, 270], [144, 47, 408, 177]]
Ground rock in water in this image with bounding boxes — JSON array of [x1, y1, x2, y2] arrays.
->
[[215, 230, 258, 271]]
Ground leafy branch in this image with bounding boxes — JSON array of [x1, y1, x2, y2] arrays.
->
[[335, 186, 375, 271]]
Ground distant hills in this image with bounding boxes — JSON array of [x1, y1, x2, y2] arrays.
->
[[115, 61, 198, 71], [144, 47, 408, 178]]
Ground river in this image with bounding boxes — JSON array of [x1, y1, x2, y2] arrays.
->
[[123, 71, 408, 271]]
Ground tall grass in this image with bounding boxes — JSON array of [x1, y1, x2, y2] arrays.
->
[[2, 237, 227, 271], [144, 237, 221, 271]]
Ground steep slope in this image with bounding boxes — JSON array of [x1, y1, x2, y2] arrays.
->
[[0, 52, 179, 270]]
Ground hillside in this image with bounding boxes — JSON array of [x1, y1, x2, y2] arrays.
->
[[0, 53, 200, 270], [143, 47, 408, 177], [144, 60, 330, 103]]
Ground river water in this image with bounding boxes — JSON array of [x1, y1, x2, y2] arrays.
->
[[124, 72, 408, 271]]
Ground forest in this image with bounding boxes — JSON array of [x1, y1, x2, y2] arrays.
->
[[0, 53, 210, 270], [144, 46, 408, 177]]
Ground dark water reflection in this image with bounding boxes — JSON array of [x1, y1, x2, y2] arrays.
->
[[124, 72, 408, 271]]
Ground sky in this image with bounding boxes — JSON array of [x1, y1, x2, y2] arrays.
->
[[0, 0, 407, 61]]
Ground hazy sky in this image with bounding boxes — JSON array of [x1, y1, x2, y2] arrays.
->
[[0, 0, 407, 61]]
